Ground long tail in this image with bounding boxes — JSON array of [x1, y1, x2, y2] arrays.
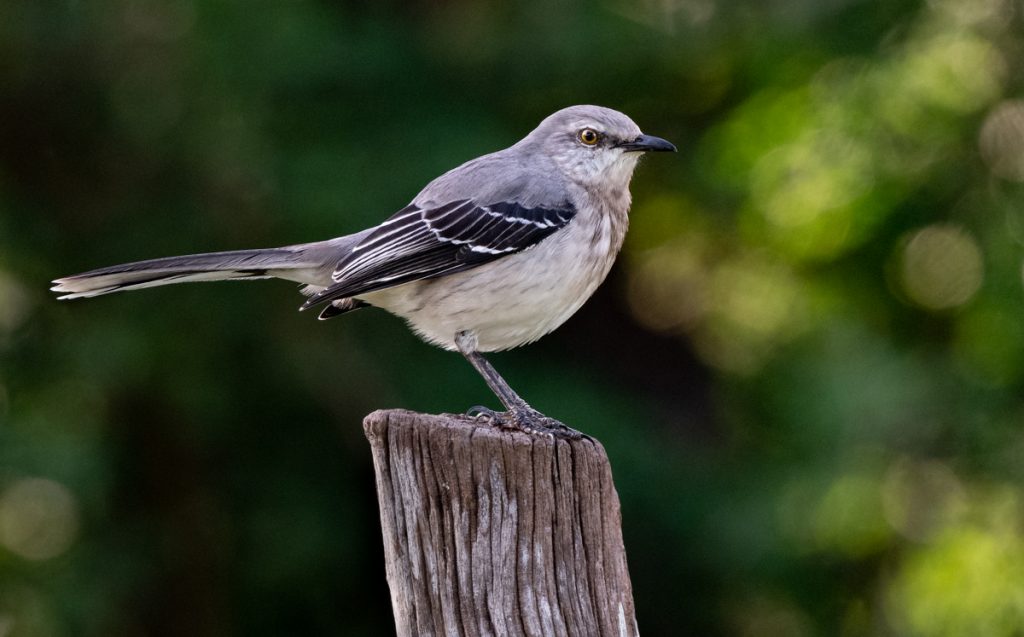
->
[[51, 245, 329, 300]]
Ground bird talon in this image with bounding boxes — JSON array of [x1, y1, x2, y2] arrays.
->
[[508, 408, 587, 441], [466, 405, 501, 423]]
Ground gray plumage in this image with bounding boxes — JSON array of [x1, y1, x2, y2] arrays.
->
[[52, 105, 675, 436]]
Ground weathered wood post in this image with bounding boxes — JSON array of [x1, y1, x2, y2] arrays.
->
[[363, 409, 639, 637]]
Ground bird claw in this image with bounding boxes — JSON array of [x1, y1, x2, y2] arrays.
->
[[467, 405, 500, 422], [464, 405, 588, 441]]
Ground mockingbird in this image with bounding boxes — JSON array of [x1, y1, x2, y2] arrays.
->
[[52, 105, 675, 437]]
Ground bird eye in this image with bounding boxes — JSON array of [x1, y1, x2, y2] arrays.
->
[[578, 128, 600, 146]]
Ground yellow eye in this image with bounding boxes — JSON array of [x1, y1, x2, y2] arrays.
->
[[578, 128, 600, 146]]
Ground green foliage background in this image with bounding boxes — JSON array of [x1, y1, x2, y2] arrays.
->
[[2, 0, 1024, 635]]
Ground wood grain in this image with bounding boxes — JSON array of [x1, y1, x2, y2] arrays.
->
[[363, 409, 638, 637]]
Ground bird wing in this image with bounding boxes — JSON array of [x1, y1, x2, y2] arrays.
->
[[300, 199, 576, 309]]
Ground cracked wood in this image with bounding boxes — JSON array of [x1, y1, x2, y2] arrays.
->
[[363, 409, 638, 637]]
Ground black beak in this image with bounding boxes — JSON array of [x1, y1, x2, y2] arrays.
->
[[617, 134, 677, 153]]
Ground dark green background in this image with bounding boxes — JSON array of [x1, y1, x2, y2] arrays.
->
[[2, 0, 1023, 635]]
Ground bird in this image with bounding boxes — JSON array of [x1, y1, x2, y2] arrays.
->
[[52, 105, 676, 438]]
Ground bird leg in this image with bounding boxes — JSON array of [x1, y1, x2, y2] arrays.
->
[[454, 331, 585, 440]]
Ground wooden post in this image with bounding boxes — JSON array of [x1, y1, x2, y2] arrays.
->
[[363, 409, 639, 637]]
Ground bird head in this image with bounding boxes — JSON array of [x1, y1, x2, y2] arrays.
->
[[523, 105, 676, 189]]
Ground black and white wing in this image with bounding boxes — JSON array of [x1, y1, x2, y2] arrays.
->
[[301, 199, 576, 310]]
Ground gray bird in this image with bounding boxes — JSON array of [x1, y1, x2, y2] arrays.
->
[[52, 105, 675, 437]]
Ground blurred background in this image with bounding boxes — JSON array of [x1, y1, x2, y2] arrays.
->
[[1, 0, 1023, 635]]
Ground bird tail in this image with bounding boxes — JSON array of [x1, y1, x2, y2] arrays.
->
[[51, 245, 327, 300]]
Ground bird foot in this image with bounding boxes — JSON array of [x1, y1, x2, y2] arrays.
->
[[466, 405, 588, 440]]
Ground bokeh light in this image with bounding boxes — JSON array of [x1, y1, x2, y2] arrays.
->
[[692, 252, 806, 374], [882, 457, 966, 543], [813, 471, 891, 557], [0, 478, 80, 561], [750, 130, 874, 234], [627, 240, 709, 333], [897, 33, 1004, 117], [980, 100, 1024, 182], [898, 224, 984, 310], [0, 271, 31, 335], [927, 0, 1013, 30], [888, 518, 1024, 636]]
